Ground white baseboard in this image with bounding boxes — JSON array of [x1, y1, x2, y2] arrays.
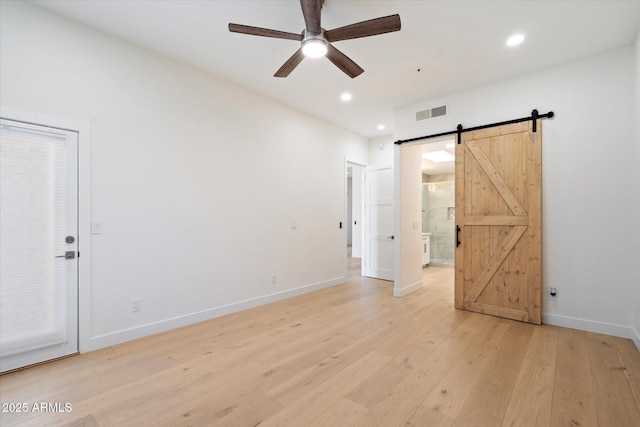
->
[[632, 326, 640, 351], [543, 313, 639, 344], [86, 276, 346, 352], [393, 280, 423, 297]]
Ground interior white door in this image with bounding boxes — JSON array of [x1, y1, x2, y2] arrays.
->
[[364, 164, 394, 281], [0, 119, 79, 373]]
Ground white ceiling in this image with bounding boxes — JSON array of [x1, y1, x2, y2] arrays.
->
[[31, 0, 640, 139], [421, 137, 456, 176]]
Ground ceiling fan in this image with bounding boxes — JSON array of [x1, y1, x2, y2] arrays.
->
[[228, 0, 401, 78]]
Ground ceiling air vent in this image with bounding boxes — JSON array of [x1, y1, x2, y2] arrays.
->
[[416, 105, 447, 121], [416, 109, 430, 121]]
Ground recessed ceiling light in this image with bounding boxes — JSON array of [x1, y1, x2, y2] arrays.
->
[[506, 34, 525, 47], [340, 92, 352, 102], [377, 124, 386, 130], [422, 150, 455, 163]]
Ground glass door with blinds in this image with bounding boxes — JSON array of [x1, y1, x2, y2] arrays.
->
[[0, 118, 79, 372]]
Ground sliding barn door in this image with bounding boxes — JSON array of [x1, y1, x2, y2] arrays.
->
[[455, 120, 541, 324]]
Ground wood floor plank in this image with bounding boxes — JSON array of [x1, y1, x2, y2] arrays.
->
[[0, 350, 181, 426], [616, 337, 640, 408], [354, 314, 491, 427], [1, 266, 640, 427], [89, 359, 268, 426], [152, 331, 362, 426], [346, 309, 472, 409], [374, 296, 452, 357], [155, 391, 282, 427], [259, 351, 392, 427], [422, 318, 510, 418], [451, 321, 534, 427], [60, 415, 99, 427], [263, 296, 442, 406], [587, 332, 640, 426], [404, 405, 456, 427], [549, 327, 597, 427], [501, 327, 559, 427], [306, 397, 369, 427]]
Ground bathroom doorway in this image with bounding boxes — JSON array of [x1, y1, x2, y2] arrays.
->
[[346, 161, 364, 277], [421, 137, 456, 268]]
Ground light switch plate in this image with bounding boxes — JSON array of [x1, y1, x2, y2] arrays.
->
[[91, 221, 102, 234]]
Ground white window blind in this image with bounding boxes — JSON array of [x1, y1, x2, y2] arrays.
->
[[0, 125, 69, 357]]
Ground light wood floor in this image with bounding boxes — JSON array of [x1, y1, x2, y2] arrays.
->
[[1, 261, 639, 426]]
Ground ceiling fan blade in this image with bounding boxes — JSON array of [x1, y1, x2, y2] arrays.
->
[[326, 44, 364, 78], [300, 0, 322, 34], [325, 14, 401, 42], [229, 23, 303, 41], [274, 48, 305, 77]]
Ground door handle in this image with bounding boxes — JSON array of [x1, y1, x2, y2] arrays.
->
[[56, 251, 76, 259], [456, 225, 461, 247]]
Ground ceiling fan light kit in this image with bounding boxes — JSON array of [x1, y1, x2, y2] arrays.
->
[[229, 0, 401, 78], [301, 30, 328, 58]]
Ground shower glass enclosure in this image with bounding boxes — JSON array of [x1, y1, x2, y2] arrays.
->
[[422, 174, 455, 265]]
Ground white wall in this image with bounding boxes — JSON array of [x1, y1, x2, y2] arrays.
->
[[395, 47, 637, 339], [633, 28, 640, 349], [0, 1, 368, 351], [393, 143, 423, 296], [368, 135, 395, 166]]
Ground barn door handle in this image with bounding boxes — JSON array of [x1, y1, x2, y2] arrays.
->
[[456, 225, 461, 247]]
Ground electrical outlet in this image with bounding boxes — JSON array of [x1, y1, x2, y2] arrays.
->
[[132, 298, 141, 312], [272, 274, 277, 284]]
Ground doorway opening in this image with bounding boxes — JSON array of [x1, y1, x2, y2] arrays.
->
[[420, 137, 456, 270], [346, 161, 364, 278]]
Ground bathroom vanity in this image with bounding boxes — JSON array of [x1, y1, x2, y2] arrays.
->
[[422, 233, 431, 266]]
